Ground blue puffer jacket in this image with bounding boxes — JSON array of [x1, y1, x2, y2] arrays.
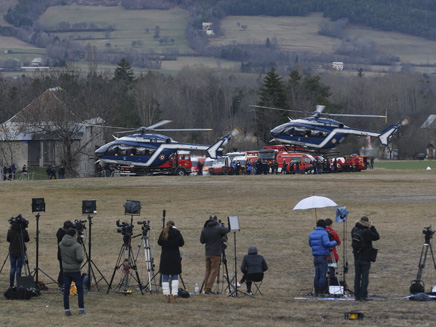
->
[[309, 227, 337, 256]]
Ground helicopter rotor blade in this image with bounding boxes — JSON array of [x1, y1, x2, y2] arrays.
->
[[249, 105, 305, 114], [323, 113, 387, 118], [146, 120, 172, 130], [152, 128, 213, 132]]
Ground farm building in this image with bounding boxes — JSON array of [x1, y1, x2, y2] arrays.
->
[[0, 87, 104, 177], [332, 62, 344, 70]]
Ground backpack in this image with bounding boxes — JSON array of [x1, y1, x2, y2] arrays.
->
[[352, 229, 364, 253]]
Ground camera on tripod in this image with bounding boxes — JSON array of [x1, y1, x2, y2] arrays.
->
[[422, 226, 434, 240], [8, 214, 29, 229], [116, 220, 134, 236], [137, 220, 151, 233], [74, 219, 87, 233]]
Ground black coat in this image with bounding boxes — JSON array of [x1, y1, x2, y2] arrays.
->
[[200, 220, 229, 256], [351, 222, 380, 261], [56, 227, 68, 261], [158, 227, 184, 275], [240, 246, 268, 275], [7, 227, 30, 255]]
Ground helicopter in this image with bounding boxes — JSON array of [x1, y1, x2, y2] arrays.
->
[[251, 105, 410, 150], [94, 120, 238, 175]]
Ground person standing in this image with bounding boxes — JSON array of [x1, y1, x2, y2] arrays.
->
[[309, 219, 337, 296], [56, 221, 74, 288], [7, 216, 30, 288], [59, 228, 85, 316], [158, 220, 184, 303], [200, 216, 229, 294], [58, 165, 65, 179], [325, 218, 341, 285], [352, 216, 379, 301]]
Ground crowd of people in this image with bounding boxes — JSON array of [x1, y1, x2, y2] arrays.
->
[[7, 210, 380, 316], [309, 216, 379, 301]]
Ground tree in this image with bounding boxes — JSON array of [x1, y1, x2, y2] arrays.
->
[[255, 67, 288, 144], [113, 58, 134, 83]]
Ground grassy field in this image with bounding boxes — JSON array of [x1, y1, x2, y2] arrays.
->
[[374, 160, 436, 170], [38, 6, 194, 54], [1, 169, 436, 326], [212, 13, 436, 68]]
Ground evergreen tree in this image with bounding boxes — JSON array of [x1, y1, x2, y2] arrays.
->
[[113, 58, 134, 83], [255, 67, 288, 144]]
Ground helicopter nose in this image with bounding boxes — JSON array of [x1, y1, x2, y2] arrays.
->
[[95, 144, 107, 157]]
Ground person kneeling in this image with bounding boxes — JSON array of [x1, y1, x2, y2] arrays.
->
[[239, 246, 268, 295]]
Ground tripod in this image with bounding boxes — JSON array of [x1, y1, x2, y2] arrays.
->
[[80, 215, 109, 291], [410, 229, 436, 294], [107, 232, 144, 295], [133, 221, 159, 294], [31, 213, 57, 287], [228, 230, 249, 297]]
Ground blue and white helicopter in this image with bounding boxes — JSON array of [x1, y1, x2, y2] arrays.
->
[[252, 105, 410, 150], [95, 120, 238, 175]]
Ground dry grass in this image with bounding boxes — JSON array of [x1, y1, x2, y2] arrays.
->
[[213, 13, 436, 66], [1, 169, 436, 326]]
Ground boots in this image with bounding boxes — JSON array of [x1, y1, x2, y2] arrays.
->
[[171, 280, 179, 304], [163, 282, 170, 303]]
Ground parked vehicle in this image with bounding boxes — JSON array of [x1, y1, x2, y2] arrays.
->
[[210, 157, 231, 175], [276, 152, 316, 174]]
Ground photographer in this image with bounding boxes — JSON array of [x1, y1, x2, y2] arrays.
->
[[158, 220, 184, 303], [7, 215, 30, 288], [56, 221, 74, 288], [351, 216, 379, 301], [59, 228, 85, 316], [200, 215, 229, 294]]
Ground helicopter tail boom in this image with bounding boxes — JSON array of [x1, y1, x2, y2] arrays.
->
[[378, 118, 410, 146]]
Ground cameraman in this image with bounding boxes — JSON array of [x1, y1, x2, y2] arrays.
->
[[352, 216, 379, 301], [59, 228, 85, 316], [200, 215, 229, 294], [7, 215, 30, 288], [56, 221, 74, 288]]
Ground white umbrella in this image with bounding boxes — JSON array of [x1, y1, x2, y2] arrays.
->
[[293, 195, 338, 223]]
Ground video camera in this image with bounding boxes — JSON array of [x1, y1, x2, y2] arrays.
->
[[137, 220, 151, 233], [423, 226, 435, 242], [8, 214, 29, 229], [74, 219, 87, 233], [116, 219, 134, 237]]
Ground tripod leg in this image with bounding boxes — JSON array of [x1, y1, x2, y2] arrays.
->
[[107, 244, 127, 294]]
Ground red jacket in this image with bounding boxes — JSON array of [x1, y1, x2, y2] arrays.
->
[[326, 226, 341, 261]]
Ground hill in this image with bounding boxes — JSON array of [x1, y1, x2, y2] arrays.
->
[[211, 13, 436, 67]]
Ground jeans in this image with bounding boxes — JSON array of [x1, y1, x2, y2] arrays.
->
[[162, 274, 179, 282], [354, 259, 371, 299], [10, 254, 24, 287], [63, 272, 84, 310], [313, 255, 328, 293]]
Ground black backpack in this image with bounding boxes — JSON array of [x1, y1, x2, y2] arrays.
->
[[352, 229, 364, 253]]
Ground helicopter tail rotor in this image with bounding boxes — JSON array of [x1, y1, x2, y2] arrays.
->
[[401, 117, 411, 126]]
